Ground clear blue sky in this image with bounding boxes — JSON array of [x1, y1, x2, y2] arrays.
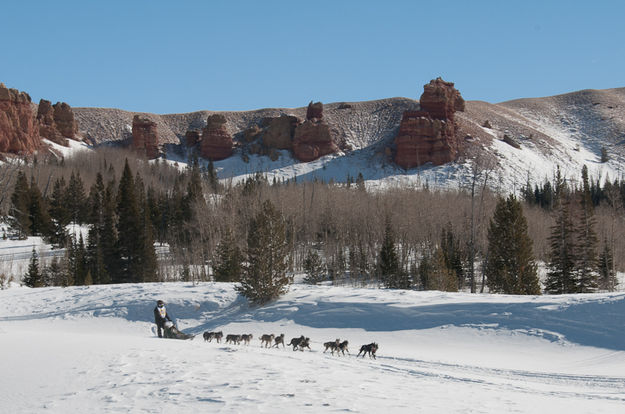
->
[[2, 0, 623, 114]]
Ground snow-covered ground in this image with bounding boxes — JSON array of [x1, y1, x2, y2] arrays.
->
[[1, 282, 624, 413]]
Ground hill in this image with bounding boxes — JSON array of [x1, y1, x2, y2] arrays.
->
[[71, 86, 625, 190]]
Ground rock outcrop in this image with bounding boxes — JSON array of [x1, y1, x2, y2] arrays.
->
[[37, 99, 78, 145], [394, 78, 465, 168], [200, 114, 233, 160], [0, 83, 40, 154], [293, 102, 338, 161], [261, 115, 300, 149], [306, 101, 323, 120], [132, 115, 160, 158]]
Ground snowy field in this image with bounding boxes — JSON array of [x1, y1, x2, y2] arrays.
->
[[1, 282, 625, 413]]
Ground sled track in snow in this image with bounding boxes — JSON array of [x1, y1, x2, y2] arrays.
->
[[361, 355, 625, 402]]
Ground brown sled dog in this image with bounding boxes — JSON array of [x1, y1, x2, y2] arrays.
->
[[260, 334, 274, 348]]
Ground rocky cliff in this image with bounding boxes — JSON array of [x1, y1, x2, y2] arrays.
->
[[0, 83, 40, 154], [37, 99, 79, 146]]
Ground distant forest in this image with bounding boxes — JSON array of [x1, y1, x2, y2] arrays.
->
[[2, 148, 623, 297]]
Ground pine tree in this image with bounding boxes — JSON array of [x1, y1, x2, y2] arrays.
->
[[9, 171, 31, 238], [485, 195, 540, 295], [23, 247, 44, 288], [101, 182, 118, 282], [378, 218, 408, 288], [48, 177, 70, 246], [574, 165, 599, 293], [440, 223, 465, 290], [213, 229, 243, 282], [597, 238, 618, 291], [43, 256, 65, 287], [303, 249, 325, 285], [66, 170, 87, 224], [545, 195, 577, 294], [28, 176, 52, 237], [429, 248, 458, 292], [236, 200, 291, 305], [138, 198, 158, 282], [116, 160, 142, 283]]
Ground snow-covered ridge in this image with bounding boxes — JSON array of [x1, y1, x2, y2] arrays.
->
[[70, 87, 625, 192]]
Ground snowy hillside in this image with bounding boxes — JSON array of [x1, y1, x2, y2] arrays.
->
[[2, 282, 625, 413], [68, 87, 625, 192]]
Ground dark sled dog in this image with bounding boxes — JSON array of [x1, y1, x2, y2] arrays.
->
[[337, 340, 349, 355], [203, 331, 223, 343], [272, 333, 285, 348], [225, 334, 242, 345], [288, 335, 311, 351], [323, 339, 340, 354], [357, 342, 378, 359]]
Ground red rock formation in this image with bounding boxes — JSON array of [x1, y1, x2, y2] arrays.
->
[[306, 101, 323, 120], [262, 115, 300, 149], [419, 78, 465, 120], [0, 83, 40, 154], [132, 115, 160, 159], [200, 114, 233, 160], [37, 99, 78, 145], [293, 120, 338, 162], [394, 78, 465, 168]]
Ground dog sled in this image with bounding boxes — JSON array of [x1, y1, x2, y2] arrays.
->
[[163, 321, 194, 340]]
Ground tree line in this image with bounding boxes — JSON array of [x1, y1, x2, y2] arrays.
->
[[3, 148, 622, 301]]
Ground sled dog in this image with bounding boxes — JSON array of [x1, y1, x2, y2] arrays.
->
[[357, 342, 378, 359]]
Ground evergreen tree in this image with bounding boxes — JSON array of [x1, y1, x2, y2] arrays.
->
[[23, 247, 44, 288], [138, 198, 158, 282], [303, 249, 325, 285], [66, 170, 87, 224], [48, 177, 70, 246], [485, 195, 540, 295], [440, 223, 465, 289], [545, 195, 577, 294], [428, 248, 458, 292], [597, 238, 618, 291], [28, 175, 52, 236], [213, 229, 243, 282], [378, 218, 408, 288], [43, 256, 65, 287], [86, 173, 109, 284], [115, 160, 142, 283], [101, 182, 118, 281], [236, 200, 291, 305], [574, 165, 599, 293], [9, 171, 31, 238], [68, 235, 88, 285]]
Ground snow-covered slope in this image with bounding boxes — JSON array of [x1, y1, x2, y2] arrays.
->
[[1, 282, 625, 413]]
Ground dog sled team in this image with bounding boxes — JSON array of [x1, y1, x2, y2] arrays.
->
[[202, 330, 378, 359], [154, 300, 378, 358]]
